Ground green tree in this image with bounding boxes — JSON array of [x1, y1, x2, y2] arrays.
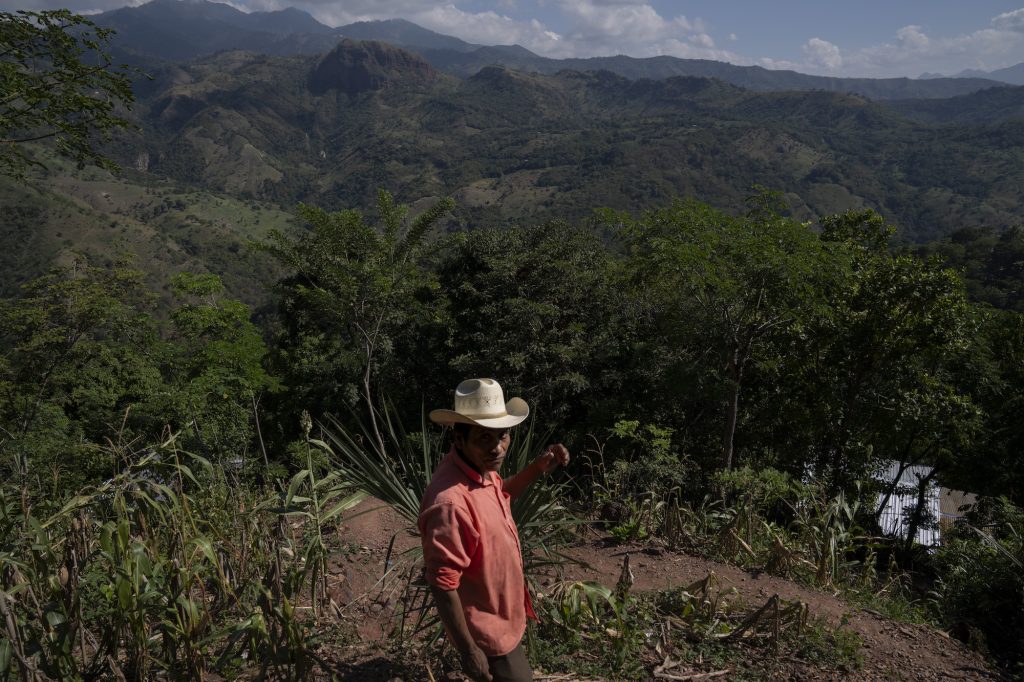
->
[[914, 225, 1024, 313], [163, 272, 278, 466], [260, 191, 453, 452], [622, 193, 832, 470], [0, 260, 160, 490], [778, 210, 980, 513], [435, 220, 635, 432], [0, 263, 278, 489], [952, 309, 1024, 504], [0, 9, 134, 177]]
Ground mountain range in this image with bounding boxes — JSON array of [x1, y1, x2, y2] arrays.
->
[[95, 0, 1010, 101], [921, 63, 1024, 87], [5, 0, 1024, 304], [62, 40, 1024, 236]]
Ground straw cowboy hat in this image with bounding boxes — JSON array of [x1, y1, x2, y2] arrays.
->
[[429, 378, 529, 429]]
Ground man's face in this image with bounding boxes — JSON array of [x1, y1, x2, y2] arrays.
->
[[454, 425, 512, 472]]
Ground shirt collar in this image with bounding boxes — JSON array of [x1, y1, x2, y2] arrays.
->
[[447, 446, 495, 487]]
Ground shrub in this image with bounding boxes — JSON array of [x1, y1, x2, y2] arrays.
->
[[580, 420, 702, 543], [934, 496, 1024, 676]]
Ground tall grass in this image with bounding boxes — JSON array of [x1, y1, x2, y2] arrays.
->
[[935, 497, 1024, 675], [0, 431, 362, 681]]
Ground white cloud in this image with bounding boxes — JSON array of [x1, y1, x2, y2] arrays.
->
[[992, 8, 1024, 32], [803, 37, 842, 70], [895, 25, 929, 50], [288, 0, 433, 26], [844, 22, 1023, 75], [690, 32, 714, 49], [558, 0, 677, 45], [549, 0, 747, 62], [771, 11, 1024, 78], [411, 5, 564, 54]]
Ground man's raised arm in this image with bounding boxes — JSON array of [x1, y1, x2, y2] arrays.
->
[[503, 444, 570, 499]]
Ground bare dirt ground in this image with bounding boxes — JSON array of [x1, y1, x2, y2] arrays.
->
[[321, 498, 998, 681]]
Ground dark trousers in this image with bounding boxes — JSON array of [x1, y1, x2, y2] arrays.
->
[[488, 641, 532, 682]]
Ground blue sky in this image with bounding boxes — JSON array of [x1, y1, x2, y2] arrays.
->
[[8, 0, 1024, 77]]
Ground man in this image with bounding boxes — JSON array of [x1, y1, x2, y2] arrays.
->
[[418, 378, 570, 682]]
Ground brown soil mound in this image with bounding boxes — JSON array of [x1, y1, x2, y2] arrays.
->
[[326, 498, 997, 681]]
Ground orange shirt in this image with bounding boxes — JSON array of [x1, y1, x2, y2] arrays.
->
[[418, 448, 534, 657]]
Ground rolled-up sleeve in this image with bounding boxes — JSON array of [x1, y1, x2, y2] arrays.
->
[[418, 501, 479, 590]]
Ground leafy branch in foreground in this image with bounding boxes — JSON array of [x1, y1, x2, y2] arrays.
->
[[0, 9, 136, 178]]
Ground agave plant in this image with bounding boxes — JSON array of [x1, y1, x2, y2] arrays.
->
[[317, 403, 575, 561], [313, 402, 578, 634]]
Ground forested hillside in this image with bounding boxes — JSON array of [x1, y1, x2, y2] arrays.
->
[[103, 43, 1024, 242], [7, 38, 1024, 299]]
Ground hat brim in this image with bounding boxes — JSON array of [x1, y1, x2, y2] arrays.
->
[[429, 397, 529, 429]]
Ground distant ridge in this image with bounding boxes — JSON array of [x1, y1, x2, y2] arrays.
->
[[924, 62, 1024, 87], [884, 85, 1024, 125], [419, 48, 1003, 100], [959, 63, 1024, 87], [97, 0, 341, 60], [117, 45, 1024, 242], [95, 0, 1005, 100]]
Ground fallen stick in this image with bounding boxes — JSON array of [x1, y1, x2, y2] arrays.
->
[[654, 656, 682, 674], [655, 669, 732, 681], [720, 594, 779, 641]]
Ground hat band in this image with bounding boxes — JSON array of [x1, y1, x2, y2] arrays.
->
[[454, 395, 506, 417]]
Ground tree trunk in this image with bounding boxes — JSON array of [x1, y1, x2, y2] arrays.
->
[[903, 467, 940, 551], [874, 460, 910, 525], [251, 392, 269, 470], [363, 359, 387, 460], [873, 434, 923, 525], [721, 351, 742, 471]]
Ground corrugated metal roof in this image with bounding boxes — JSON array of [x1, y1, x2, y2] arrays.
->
[[874, 460, 940, 547]]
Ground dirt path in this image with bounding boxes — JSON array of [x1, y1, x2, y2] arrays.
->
[[329, 499, 997, 681]]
